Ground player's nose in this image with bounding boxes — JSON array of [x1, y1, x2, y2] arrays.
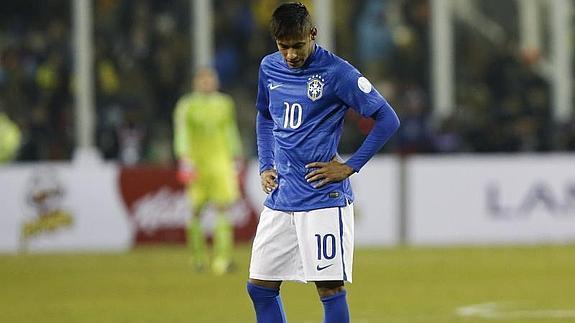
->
[[286, 49, 297, 60]]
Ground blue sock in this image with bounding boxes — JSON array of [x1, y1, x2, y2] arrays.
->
[[247, 282, 287, 323], [321, 290, 350, 323]]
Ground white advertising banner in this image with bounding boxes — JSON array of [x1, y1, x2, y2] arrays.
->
[[408, 155, 575, 245], [0, 163, 133, 253], [245, 157, 399, 246], [351, 157, 400, 246]]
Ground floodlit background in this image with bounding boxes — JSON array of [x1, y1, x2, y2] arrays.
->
[[1, 0, 575, 322]]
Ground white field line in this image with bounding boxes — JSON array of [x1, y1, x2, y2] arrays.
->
[[457, 302, 575, 320], [302, 320, 369, 323]]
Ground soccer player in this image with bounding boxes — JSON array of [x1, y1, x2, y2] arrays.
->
[[173, 67, 242, 275], [246, 3, 400, 322]]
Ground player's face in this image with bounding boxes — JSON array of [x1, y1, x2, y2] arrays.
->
[[193, 67, 219, 93], [276, 30, 315, 68]]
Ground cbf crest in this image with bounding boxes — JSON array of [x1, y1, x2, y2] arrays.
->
[[307, 74, 325, 101]]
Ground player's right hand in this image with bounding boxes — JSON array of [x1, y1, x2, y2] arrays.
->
[[260, 169, 278, 194], [177, 158, 196, 184]]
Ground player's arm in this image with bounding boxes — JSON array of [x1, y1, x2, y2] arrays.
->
[[173, 97, 192, 159], [344, 101, 399, 170], [255, 64, 277, 193], [258, 112, 277, 193], [173, 97, 195, 183], [306, 65, 400, 188], [337, 63, 399, 172]]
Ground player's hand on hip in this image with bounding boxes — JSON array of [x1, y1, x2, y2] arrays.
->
[[260, 169, 278, 194], [305, 159, 354, 189]]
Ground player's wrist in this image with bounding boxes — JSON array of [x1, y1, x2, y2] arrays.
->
[[343, 162, 357, 175], [260, 166, 275, 175]]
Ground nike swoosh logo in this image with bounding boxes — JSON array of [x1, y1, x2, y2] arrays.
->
[[269, 84, 283, 90], [316, 264, 334, 271]]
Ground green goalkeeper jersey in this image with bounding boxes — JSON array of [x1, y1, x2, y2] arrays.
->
[[173, 92, 242, 168]]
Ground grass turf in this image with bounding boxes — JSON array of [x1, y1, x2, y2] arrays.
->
[[1, 244, 574, 322]]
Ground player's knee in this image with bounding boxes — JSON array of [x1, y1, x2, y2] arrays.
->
[[247, 279, 282, 302], [249, 278, 282, 290], [315, 280, 345, 298]]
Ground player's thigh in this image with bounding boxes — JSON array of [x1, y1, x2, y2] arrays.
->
[[294, 203, 354, 282], [249, 207, 302, 281], [187, 181, 208, 210]]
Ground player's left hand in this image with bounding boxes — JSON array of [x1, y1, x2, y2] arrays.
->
[[305, 159, 355, 189]]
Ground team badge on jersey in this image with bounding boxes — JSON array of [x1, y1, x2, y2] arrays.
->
[[307, 74, 325, 101]]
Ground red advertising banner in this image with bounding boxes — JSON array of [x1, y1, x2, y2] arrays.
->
[[118, 164, 258, 245]]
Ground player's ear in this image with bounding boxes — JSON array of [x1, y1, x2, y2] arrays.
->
[[310, 27, 317, 40]]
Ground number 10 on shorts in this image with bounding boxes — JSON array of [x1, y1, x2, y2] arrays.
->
[[315, 233, 336, 260]]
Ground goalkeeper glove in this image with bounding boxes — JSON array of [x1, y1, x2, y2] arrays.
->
[[177, 158, 197, 184]]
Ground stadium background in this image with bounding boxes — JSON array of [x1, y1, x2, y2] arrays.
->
[[1, 0, 575, 322]]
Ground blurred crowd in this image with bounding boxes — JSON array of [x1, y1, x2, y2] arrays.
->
[[1, 0, 575, 164]]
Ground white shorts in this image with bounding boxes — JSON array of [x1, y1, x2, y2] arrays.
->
[[249, 203, 354, 283]]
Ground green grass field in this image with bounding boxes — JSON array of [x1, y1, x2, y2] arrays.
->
[[1, 244, 574, 323]]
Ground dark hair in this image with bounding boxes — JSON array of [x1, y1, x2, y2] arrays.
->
[[270, 2, 313, 39]]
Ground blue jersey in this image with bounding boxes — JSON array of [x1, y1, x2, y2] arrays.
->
[[256, 45, 393, 212]]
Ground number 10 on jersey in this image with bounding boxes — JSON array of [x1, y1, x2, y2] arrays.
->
[[283, 102, 302, 129]]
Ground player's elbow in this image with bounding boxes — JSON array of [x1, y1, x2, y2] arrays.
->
[[373, 104, 400, 134], [379, 108, 400, 134], [391, 113, 400, 133]]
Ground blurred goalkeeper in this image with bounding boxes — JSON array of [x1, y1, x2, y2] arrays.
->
[[173, 67, 242, 275]]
